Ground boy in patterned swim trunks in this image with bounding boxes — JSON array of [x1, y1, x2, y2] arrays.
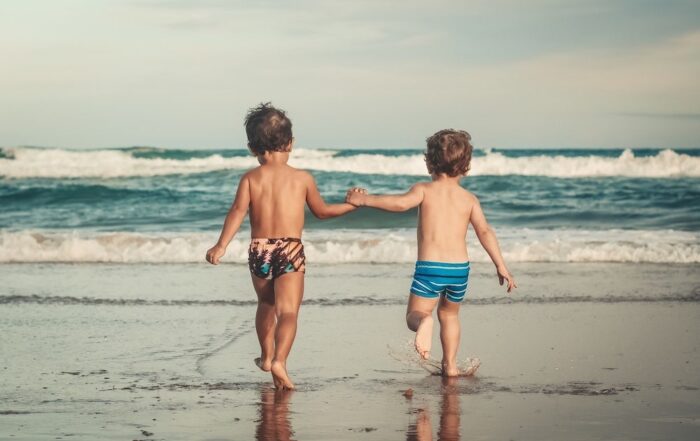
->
[[206, 103, 357, 389], [346, 129, 516, 376]]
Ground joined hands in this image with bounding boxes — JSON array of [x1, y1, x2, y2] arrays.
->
[[345, 187, 368, 206]]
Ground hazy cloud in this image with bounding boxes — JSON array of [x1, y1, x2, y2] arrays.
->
[[618, 113, 700, 119], [0, 0, 699, 148]]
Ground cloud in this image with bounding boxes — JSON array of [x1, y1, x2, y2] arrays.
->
[[0, 0, 698, 148], [129, 0, 700, 65], [617, 113, 700, 119]]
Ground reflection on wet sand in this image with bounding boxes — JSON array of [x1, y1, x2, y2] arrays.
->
[[255, 387, 295, 441], [407, 377, 461, 441]]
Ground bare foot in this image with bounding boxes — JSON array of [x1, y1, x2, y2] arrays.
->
[[415, 316, 433, 360], [270, 360, 295, 390], [254, 356, 272, 372], [441, 361, 460, 377]]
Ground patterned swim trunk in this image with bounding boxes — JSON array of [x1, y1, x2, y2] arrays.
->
[[248, 237, 306, 280]]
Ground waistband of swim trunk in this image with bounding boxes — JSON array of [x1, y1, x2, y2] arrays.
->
[[415, 260, 469, 267], [250, 237, 302, 244]]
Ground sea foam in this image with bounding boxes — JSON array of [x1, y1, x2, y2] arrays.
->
[[1, 147, 698, 179], [1, 228, 697, 263]]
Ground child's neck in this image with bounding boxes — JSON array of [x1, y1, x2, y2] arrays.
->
[[431, 173, 462, 184], [259, 151, 290, 166]]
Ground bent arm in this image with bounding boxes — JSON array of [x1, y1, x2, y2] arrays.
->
[[469, 198, 507, 268], [352, 185, 424, 212], [215, 175, 250, 248], [306, 174, 356, 219]]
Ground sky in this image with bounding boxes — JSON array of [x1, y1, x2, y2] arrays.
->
[[1, 0, 699, 149]]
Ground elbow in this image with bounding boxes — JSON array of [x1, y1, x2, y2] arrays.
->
[[475, 224, 493, 238], [230, 201, 248, 213], [394, 202, 412, 212], [229, 205, 248, 217], [313, 210, 331, 220]]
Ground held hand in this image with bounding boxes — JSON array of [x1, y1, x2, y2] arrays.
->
[[345, 187, 368, 206], [497, 265, 517, 293], [205, 244, 226, 265]]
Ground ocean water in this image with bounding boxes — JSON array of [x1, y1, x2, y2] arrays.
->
[[1, 146, 699, 264]]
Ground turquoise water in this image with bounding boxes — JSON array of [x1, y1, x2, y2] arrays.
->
[[1, 146, 699, 263]]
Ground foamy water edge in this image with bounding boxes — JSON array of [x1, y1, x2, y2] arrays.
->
[[2, 147, 699, 178], [1, 229, 698, 263]]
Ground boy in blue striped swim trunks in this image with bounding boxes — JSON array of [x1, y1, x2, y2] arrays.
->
[[346, 129, 516, 376]]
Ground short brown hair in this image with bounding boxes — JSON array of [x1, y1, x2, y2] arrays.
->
[[424, 129, 473, 177], [244, 102, 293, 155]]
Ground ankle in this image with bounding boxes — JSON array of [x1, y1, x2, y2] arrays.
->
[[442, 358, 457, 367]]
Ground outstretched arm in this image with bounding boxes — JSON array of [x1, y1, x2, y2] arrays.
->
[[346, 184, 424, 212], [470, 197, 516, 292], [305, 173, 356, 219], [206, 175, 250, 264]]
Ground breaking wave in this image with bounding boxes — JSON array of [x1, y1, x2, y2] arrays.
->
[[1, 147, 699, 178], [1, 228, 698, 263]]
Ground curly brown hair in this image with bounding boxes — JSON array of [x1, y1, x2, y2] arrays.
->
[[244, 102, 293, 155], [424, 129, 473, 177]]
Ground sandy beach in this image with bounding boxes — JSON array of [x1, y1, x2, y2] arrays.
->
[[1, 262, 699, 440]]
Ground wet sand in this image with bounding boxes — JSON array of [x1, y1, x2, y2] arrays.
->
[[1, 262, 699, 440]]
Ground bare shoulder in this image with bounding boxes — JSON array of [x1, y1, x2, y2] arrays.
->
[[461, 188, 480, 206], [283, 167, 316, 192], [241, 167, 260, 182], [291, 168, 315, 184], [410, 181, 430, 192], [245, 165, 264, 175]]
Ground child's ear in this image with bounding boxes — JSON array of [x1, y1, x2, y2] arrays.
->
[[287, 138, 294, 152]]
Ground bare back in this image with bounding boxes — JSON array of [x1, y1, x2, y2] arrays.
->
[[417, 180, 476, 262], [246, 164, 308, 238]]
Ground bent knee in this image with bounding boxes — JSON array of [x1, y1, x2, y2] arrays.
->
[[406, 310, 429, 331], [405, 312, 414, 329]]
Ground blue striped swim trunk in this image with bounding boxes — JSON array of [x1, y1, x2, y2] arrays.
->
[[410, 261, 470, 303]]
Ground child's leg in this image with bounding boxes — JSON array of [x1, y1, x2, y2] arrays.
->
[[251, 275, 276, 371], [270, 272, 304, 389], [436, 297, 461, 376], [407, 294, 439, 359]]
